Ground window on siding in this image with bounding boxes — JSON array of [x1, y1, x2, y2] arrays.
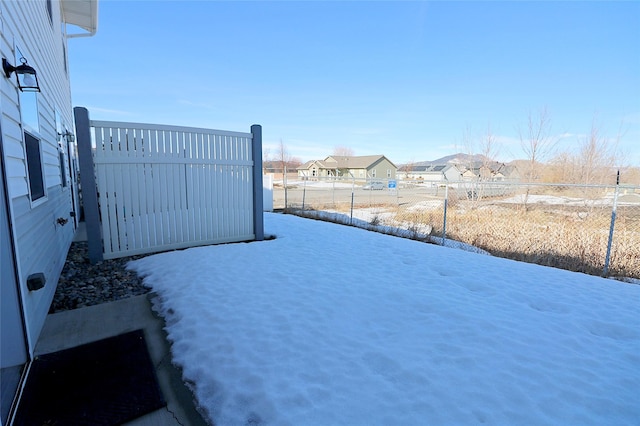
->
[[24, 132, 45, 201], [387, 169, 391, 178], [19, 91, 39, 133], [59, 150, 68, 188], [371, 169, 377, 178], [59, 151, 67, 188]]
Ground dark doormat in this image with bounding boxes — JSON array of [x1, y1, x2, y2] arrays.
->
[[14, 329, 166, 426]]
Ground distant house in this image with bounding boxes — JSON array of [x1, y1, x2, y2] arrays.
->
[[404, 164, 465, 183], [0, 0, 97, 422], [463, 162, 520, 182], [297, 155, 397, 181], [405, 162, 519, 183]]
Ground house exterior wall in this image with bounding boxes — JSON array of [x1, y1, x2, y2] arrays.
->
[[421, 172, 446, 182], [1, 0, 77, 352], [297, 161, 326, 178], [368, 158, 397, 180], [403, 169, 426, 180], [298, 156, 397, 181], [444, 167, 462, 181], [346, 167, 366, 179], [405, 165, 461, 182]]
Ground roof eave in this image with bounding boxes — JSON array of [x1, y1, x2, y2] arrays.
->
[[62, 0, 99, 37]]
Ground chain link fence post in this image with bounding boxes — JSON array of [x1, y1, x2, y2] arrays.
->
[[442, 184, 448, 245], [283, 165, 288, 211], [603, 171, 620, 276]]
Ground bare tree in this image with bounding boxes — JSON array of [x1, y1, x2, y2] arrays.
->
[[478, 124, 500, 182], [332, 146, 355, 158], [274, 139, 302, 181], [518, 107, 557, 183], [399, 157, 417, 179], [575, 120, 617, 186], [457, 124, 500, 203], [548, 118, 619, 191], [458, 124, 476, 177], [516, 107, 558, 209], [276, 139, 292, 180], [262, 147, 272, 174]]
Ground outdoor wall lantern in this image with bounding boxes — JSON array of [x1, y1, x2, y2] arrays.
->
[[3, 57, 41, 92], [58, 130, 76, 142]]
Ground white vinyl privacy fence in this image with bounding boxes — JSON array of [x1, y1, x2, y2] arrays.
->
[[74, 107, 263, 261]]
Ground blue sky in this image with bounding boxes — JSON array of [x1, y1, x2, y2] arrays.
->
[[67, 1, 640, 165]]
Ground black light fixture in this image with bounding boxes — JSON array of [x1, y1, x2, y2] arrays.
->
[[57, 130, 76, 142], [3, 57, 41, 92]]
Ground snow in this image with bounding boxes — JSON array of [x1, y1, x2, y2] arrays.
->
[[128, 213, 640, 425], [299, 209, 488, 255]]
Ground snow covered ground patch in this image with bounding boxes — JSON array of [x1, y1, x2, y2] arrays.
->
[[300, 209, 486, 254], [129, 213, 639, 425]]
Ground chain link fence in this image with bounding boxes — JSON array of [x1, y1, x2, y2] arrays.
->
[[272, 177, 640, 280]]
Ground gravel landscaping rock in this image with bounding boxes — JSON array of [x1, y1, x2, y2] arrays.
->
[[50, 242, 150, 313]]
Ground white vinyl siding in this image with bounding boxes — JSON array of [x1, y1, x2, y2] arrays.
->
[[0, 0, 77, 351]]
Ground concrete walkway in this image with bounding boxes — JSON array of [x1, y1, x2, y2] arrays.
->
[[35, 294, 210, 426]]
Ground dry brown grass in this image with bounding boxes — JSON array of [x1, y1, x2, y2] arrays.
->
[[286, 186, 640, 280], [401, 203, 639, 279]]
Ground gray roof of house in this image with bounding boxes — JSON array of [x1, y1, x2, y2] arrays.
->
[[299, 155, 396, 170], [409, 164, 460, 173]]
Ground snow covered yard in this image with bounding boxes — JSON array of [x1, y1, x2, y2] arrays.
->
[[128, 213, 639, 425]]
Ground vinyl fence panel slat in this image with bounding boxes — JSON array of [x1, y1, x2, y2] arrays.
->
[[94, 126, 112, 255], [158, 129, 171, 246], [121, 128, 135, 250], [167, 130, 178, 245], [90, 120, 256, 259], [113, 127, 127, 253], [193, 132, 203, 242], [144, 132, 161, 247], [136, 130, 148, 249], [155, 129, 166, 245]]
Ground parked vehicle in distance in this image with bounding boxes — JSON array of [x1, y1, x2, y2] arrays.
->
[[362, 181, 385, 190]]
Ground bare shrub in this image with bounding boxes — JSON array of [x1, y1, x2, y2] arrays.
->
[[443, 205, 638, 278]]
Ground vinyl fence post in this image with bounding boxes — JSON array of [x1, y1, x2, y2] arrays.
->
[[251, 125, 264, 241], [603, 171, 620, 276], [74, 107, 103, 264]]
